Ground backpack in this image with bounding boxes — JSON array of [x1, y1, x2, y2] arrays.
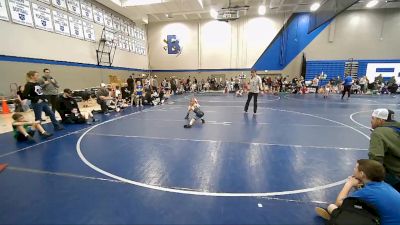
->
[[326, 197, 380, 225]]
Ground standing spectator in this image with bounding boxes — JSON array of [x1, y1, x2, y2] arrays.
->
[[23, 71, 63, 131], [244, 70, 263, 114], [40, 68, 59, 113], [368, 108, 400, 192], [127, 74, 134, 93], [359, 76, 367, 94], [342, 74, 353, 100]]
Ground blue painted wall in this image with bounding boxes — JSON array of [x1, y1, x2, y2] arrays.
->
[[253, 13, 331, 71], [306, 59, 400, 85]]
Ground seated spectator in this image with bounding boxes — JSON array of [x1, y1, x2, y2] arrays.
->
[[315, 159, 400, 225], [368, 108, 400, 191], [12, 113, 52, 141], [115, 94, 128, 112], [59, 89, 96, 124], [96, 83, 113, 114]]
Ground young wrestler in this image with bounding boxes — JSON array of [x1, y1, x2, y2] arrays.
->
[[184, 97, 205, 128], [12, 113, 52, 141]]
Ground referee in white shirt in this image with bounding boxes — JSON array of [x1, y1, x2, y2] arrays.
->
[[244, 70, 263, 114]]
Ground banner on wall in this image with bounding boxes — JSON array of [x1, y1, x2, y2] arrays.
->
[[121, 21, 128, 35], [0, 0, 10, 21], [37, 0, 50, 5], [123, 36, 129, 51], [117, 34, 123, 49], [8, 0, 34, 27], [80, 0, 92, 21], [129, 37, 134, 52], [68, 16, 83, 39], [67, 0, 80, 16], [103, 12, 112, 29], [32, 3, 53, 32], [92, 5, 103, 25], [112, 15, 120, 31], [53, 10, 70, 36], [82, 20, 95, 41], [104, 29, 114, 46], [128, 25, 134, 37], [52, 0, 67, 11], [366, 63, 400, 84]]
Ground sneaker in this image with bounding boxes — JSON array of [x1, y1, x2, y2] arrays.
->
[[26, 135, 35, 142], [92, 118, 99, 122], [40, 132, 53, 138], [201, 119, 205, 124], [184, 124, 192, 128], [244, 110, 248, 113], [315, 207, 330, 220], [54, 125, 64, 131]]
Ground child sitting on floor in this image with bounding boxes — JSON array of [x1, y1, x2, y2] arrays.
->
[[12, 113, 52, 141]]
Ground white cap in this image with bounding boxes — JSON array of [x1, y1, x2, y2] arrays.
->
[[372, 108, 395, 121], [100, 83, 106, 87]]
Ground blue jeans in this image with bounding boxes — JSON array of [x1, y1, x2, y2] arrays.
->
[[32, 101, 60, 128]]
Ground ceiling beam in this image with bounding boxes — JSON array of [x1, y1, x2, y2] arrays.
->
[[182, 14, 188, 19], [151, 14, 161, 21], [197, 13, 202, 19]]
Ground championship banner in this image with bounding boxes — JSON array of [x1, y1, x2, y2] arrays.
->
[[92, 5, 103, 25], [128, 25, 134, 37], [112, 15, 120, 31], [80, 0, 92, 21], [121, 21, 128, 35], [37, 0, 50, 5], [32, 3, 53, 32], [8, 0, 33, 27], [51, 0, 67, 11], [129, 37, 134, 52], [68, 16, 83, 39], [53, 10, 69, 36], [103, 12, 112, 29], [82, 20, 95, 41], [104, 29, 114, 46], [66, 0, 80, 16], [0, 0, 10, 21], [117, 34, 123, 49], [123, 36, 129, 51]]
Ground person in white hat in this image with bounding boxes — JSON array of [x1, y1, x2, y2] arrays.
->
[[369, 108, 400, 192]]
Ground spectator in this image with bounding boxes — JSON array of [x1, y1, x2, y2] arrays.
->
[[96, 83, 113, 114], [342, 74, 353, 100], [40, 68, 59, 113], [12, 113, 52, 141], [23, 71, 63, 131], [315, 159, 400, 225], [58, 89, 96, 124], [368, 108, 400, 192]]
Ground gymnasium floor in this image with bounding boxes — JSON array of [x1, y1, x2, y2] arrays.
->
[[0, 93, 398, 225]]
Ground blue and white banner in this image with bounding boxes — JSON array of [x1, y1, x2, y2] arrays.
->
[[0, 0, 9, 21], [112, 15, 120, 31], [92, 5, 103, 25], [80, 0, 92, 21], [67, 0, 80, 16], [68, 16, 83, 39], [103, 12, 112, 29], [8, 0, 33, 27], [37, 0, 50, 5], [82, 20, 94, 41], [32, 3, 53, 32], [121, 20, 128, 35], [51, 0, 67, 11], [104, 29, 114, 46], [366, 63, 400, 84], [52, 10, 69, 36]]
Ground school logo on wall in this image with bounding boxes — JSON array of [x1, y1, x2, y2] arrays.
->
[[163, 35, 182, 56]]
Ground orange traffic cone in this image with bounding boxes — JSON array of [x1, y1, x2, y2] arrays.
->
[[0, 163, 7, 173], [1, 100, 10, 114]]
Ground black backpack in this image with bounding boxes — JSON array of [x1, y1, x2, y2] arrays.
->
[[326, 197, 380, 225]]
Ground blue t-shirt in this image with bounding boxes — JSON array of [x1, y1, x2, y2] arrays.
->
[[350, 181, 400, 225], [344, 76, 352, 86]]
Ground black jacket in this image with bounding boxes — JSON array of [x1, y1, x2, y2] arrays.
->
[[58, 95, 80, 121], [23, 82, 47, 103]]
